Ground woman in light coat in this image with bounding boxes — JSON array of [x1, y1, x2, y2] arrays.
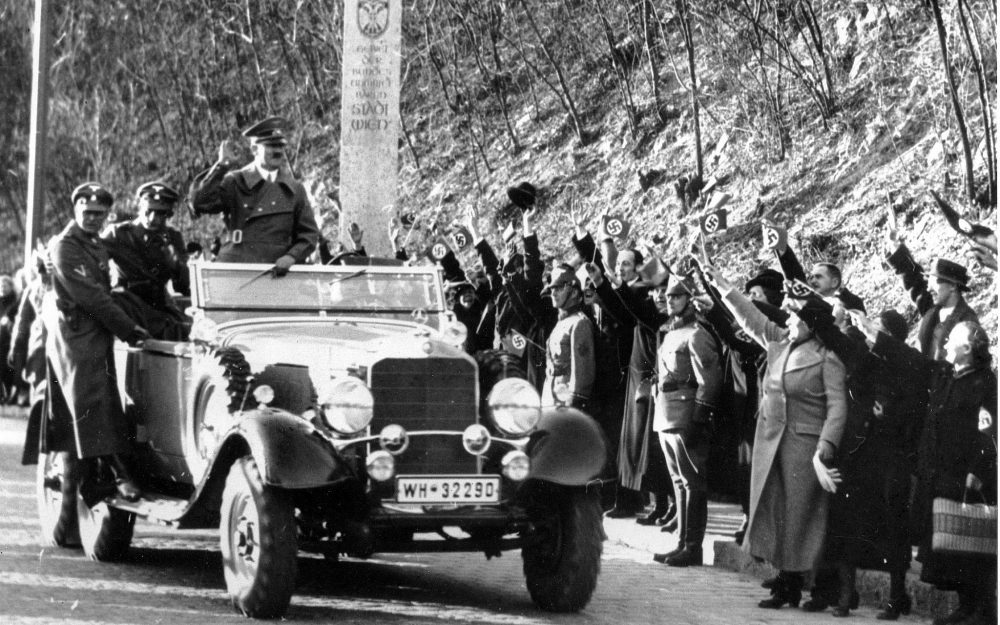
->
[[705, 268, 847, 609]]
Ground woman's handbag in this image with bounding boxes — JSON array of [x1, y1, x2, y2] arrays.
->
[[932, 490, 997, 557]]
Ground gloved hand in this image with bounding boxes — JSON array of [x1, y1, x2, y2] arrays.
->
[[126, 325, 151, 346], [272, 254, 296, 277]]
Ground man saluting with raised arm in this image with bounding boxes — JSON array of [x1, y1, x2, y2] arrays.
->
[[189, 116, 319, 275]]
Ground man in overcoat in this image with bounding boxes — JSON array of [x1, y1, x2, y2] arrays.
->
[[102, 181, 189, 340], [42, 183, 150, 501], [189, 116, 319, 273], [887, 242, 979, 360]]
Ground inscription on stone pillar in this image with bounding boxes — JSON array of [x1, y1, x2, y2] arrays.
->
[[339, 0, 401, 257]]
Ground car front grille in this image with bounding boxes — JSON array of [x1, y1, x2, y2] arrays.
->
[[369, 357, 478, 475]]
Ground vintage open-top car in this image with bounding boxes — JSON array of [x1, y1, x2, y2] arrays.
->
[[36, 261, 607, 618]]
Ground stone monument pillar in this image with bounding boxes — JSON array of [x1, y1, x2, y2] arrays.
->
[[339, 0, 401, 257]]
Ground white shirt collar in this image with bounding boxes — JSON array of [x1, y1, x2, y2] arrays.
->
[[256, 163, 277, 183]]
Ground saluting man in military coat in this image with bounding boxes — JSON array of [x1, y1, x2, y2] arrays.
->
[[102, 181, 189, 340], [42, 183, 150, 501], [189, 116, 319, 275]]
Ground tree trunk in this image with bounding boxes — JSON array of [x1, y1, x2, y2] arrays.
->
[[928, 0, 976, 200], [677, 0, 703, 180]]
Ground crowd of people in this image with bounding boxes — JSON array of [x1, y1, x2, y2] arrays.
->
[[1, 114, 997, 624]]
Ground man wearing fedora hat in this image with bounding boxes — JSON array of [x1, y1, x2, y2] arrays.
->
[[190, 116, 319, 275], [887, 241, 979, 360], [101, 181, 190, 340]]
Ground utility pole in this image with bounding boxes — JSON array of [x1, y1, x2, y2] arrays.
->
[[25, 0, 52, 265]]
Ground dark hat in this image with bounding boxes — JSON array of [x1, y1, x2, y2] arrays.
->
[[135, 181, 180, 208], [71, 182, 114, 207], [541, 265, 580, 295], [835, 287, 866, 314], [745, 268, 784, 294], [242, 116, 289, 147], [878, 309, 909, 341], [925, 258, 971, 291], [794, 298, 836, 333], [506, 182, 537, 209]]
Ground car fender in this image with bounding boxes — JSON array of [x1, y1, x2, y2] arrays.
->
[[524, 407, 607, 487], [230, 409, 355, 488]]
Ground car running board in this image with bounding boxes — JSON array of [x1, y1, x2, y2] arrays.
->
[[105, 493, 189, 525]]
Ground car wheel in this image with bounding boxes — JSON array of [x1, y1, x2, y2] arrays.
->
[[77, 492, 135, 562], [522, 484, 603, 612], [220, 456, 297, 618], [36, 452, 81, 548]]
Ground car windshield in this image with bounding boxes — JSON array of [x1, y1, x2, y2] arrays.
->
[[194, 263, 444, 313]]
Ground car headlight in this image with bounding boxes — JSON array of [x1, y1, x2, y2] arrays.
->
[[318, 377, 374, 435], [441, 319, 468, 349], [487, 378, 541, 436]]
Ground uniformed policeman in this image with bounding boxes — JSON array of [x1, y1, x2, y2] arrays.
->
[[101, 181, 189, 340], [42, 183, 149, 501], [651, 275, 722, 567], [541, 265, 596, 411], [189, 116, 319, 274]]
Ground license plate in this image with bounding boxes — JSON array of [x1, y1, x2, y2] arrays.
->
[[396, 475, 500, 503]]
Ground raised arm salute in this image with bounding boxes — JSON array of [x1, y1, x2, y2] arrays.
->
[[189, 116, 319, 275]]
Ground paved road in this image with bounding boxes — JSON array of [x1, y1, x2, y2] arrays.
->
[[0, 414, 929, 624]]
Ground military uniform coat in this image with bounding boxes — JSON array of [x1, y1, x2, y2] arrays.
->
[[542, 307, 595, 409], [42, 222, 136, 459], [190, 162, 319, 263], [724, 289, 847, 572]]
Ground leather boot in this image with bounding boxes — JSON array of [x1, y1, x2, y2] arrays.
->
[[106, 454, 142, 501], [78, 457, 114, 507], [831, 564, 856, 617], [636, 495, 670, 526], [653, 488, 686, 563], [666, 490, 706, 567], [758, 571, 803, 609], [605, 485, 643, 518]]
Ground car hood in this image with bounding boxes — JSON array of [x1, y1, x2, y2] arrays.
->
[[219, 317, 470, 376]]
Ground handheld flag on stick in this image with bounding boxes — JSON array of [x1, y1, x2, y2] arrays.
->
[[700, 209, 728, 235], [425, 238, 451, 262], [502, 222, 517, 243], [602, 214, 631, 240], [501, 330, 529, 358], [929, 190, 995, 242], [450, 225, 473, 251], [762, 222, 787, 251]]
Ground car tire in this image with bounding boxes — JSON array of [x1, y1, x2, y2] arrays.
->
[[78, 493, 135, 562], [522, 484, 603, 612], [36, 452, 81, 548], [220, 456, 297, 619]]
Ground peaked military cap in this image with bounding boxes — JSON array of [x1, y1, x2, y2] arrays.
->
[[135, 181, 180, 208], [71, 182, 114, 207], [541, 265, 581, 295], [242, 116, 289, 147]]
